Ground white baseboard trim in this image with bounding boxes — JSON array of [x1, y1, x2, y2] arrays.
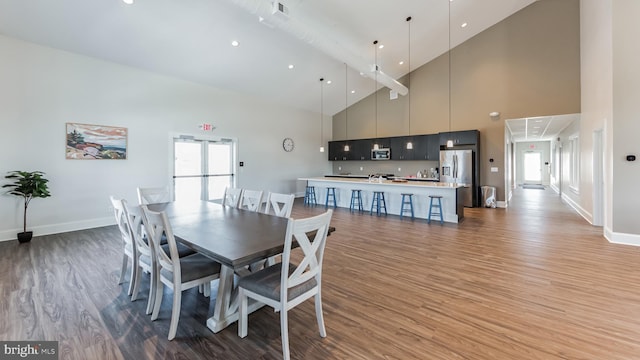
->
[[606, 228, 640, 246], [0, 217, 115, 242], [561, 193, 593, 225]]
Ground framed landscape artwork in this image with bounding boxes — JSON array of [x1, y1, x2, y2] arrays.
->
[[66, 123, 127, 160]]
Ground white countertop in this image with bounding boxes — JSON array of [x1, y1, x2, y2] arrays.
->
[[300, 177, 465, 189]]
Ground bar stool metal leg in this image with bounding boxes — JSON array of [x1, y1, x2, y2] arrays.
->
[[350, 189, 363, 212], [370, 191, 387, 216], [428, 195, 444, 224], [325, 187, 337, 208], [400, 193, 414, 220], [304, 186, 317, 206]]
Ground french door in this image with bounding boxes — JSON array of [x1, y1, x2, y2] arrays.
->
[[173, 137, 235, 201]]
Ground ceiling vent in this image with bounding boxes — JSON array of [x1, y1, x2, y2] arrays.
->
[[271, 2, 289, 20]]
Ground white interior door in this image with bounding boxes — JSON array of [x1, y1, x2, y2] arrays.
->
[[174, 138, 235, 201], [523, 152, 542, 184]]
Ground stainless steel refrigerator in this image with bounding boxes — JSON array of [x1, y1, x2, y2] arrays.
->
[[440, 149, 474, 207]]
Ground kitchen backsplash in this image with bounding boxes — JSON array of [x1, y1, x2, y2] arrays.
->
[[332, 160, 439, 178]]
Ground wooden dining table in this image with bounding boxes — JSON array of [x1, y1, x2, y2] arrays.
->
[[147, 200, 332, 333]]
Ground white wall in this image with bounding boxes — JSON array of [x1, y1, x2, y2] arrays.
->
[[611, 0, 640, 238], [0, 35, 332, 241], [580, 0, 612, 232], [581, 0, 640, 245]]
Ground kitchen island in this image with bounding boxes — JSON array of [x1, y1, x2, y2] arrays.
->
[[299, 177, 465, 223]]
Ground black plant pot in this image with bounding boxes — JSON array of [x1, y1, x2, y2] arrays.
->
[[17, 231, 33, 243]]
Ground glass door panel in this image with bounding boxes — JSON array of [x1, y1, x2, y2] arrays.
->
[[207, 142, 233, 200], [524, 152, 542, 183], [174, 141, 203, 201]]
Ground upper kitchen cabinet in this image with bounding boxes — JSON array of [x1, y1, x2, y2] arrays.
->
[[439, 130, 480, 147], [350, 139, 372, 161], [390, 136, 414, 160], [412, 134, 440, 160], [328, 139, 373, 160], [328, 141, 346, 161]]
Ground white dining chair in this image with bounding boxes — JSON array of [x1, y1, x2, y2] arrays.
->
[[137, 186, 171, 205], [110, 196, 137, 296], [251, 192, 296, 269], [238, 209, 333, 360], [239, 189, 263, 212], [126, 202, 198, 314], [222, 187, 243, 208], [141, 205, 222, 340], [263, 192, 295, 218]]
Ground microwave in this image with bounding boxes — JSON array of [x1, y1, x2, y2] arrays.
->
[[371, 148, 391, 160]]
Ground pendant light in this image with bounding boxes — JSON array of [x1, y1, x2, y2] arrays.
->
[[319, 78, 325, 153], [343, 63, 350, 152], [373, 40, 380, 150], [446, 0, 454, 148], [406, 16, 413, 150]]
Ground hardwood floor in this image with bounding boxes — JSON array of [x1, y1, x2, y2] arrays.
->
[[2, 187, 640, 359]]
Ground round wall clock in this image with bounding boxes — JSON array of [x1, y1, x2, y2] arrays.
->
[[282, 137, 294, 152]]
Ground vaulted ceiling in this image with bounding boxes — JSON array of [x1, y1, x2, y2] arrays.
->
[[0, 0, 537, 115]]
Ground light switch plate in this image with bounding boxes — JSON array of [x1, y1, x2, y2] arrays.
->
[[491, 167, 499, 173]]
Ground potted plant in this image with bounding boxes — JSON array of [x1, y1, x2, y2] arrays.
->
[[3, 171, 51, 243]]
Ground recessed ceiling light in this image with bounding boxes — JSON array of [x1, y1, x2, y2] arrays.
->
[[378, 44, 384, 49], [326, 80, 332, 84], [461, 22, 468, 28], [288, 64, 294, 69], [399, 61, 404, 65], [351, 90, 356, 94], [122, 0, 133, 4], [231, 40, 239, 47]]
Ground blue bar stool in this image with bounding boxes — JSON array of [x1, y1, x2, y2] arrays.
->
[[350, 189, 363, 212], [325, 187, 337, 208], [370, 191, 387, 216], [427, 195, 444, 224], [304, 185, 317, 206], [400, 193, 415, 219]]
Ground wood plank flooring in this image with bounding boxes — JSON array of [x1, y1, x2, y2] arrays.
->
[[2, 187, 640, 359]]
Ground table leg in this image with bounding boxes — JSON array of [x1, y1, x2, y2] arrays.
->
[[206, 264, 266, 333]]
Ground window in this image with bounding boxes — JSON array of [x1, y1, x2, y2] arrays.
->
[[569, 136, 579, 192]]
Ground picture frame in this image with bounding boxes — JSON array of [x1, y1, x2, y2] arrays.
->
[[65, 122, 127, 160]]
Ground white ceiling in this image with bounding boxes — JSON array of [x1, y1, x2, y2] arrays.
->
[[505, 114, 579, 142], [0, 0, 536, 115]]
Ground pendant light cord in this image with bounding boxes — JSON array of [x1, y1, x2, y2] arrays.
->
[[345, 63, 348, 139], [320, 78, 324, 148], [407, 16, 412, 137], [374, 40, 378, 139], [448, 0, 452, 134]]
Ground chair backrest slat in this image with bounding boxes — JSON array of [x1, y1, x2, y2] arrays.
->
[[110, 196, 134, 249], [222, 187, 243, 208], [141, 206, 178, 274], [124, 202, 153, 259], [264, 192, 295, 218], [280, 210, 333, 296], [137, 186, 171, 205], [239, 190, 263, 212]]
